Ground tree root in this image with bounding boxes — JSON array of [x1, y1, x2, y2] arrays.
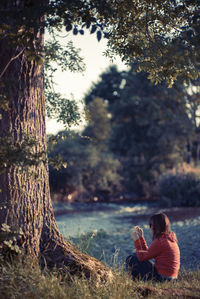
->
[[40, 236, 113, 283]]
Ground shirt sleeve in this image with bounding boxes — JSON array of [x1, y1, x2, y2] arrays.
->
[[134, 236, 148, 251], [134, 237, 162, 262]]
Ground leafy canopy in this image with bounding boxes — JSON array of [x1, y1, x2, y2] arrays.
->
[[1, 0, 199, 87], [103, 0, 200, 86]]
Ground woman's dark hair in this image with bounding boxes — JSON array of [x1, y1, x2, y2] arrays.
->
[[149, 213, 170, 239]]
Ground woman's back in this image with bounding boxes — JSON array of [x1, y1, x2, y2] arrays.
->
[[149, 232, 180, 277]]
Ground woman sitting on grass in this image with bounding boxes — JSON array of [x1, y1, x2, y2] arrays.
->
[[126, 213, 180, 282]]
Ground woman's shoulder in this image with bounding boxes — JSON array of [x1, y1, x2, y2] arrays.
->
[[159, 231, 178, 243]]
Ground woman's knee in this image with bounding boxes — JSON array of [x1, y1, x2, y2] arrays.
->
[[126, 254, 139, 266]]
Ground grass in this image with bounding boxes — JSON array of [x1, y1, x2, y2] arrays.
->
[[0, 256, 200, 299], [1, 228, 200, 298]]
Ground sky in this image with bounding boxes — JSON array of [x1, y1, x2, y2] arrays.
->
[[46, 31, 128, 134]]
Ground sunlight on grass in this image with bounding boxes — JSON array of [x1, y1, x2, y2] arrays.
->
[[0, 257, 200, 299], [1, 231, 200, 299]]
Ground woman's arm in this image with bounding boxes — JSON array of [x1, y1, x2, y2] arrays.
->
[[132, 226, 148, 250], [134, 238, 162, 261]]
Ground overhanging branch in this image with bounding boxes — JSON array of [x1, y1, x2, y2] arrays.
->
[[0, 48, 25, 79]]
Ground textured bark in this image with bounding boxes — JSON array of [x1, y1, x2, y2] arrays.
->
[[0, 0, 112, 282]]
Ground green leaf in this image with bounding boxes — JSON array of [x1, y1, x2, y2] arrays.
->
[[37, 57, 43, 65], [86, 21, 91, 29], [73, 28, 78, 35], [90, 25, 97, 34], [66, 24, 72, 32], [97, 31, 102, 42]]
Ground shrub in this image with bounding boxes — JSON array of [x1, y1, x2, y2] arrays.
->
[[158, 172, 200, 207]]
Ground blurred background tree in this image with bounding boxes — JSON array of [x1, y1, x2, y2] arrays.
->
[[83, 66, 194, 196], [49, 97, 122, 201], [49, 65, 198, 199]]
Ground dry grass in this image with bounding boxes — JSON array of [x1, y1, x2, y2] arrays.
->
[[0, 257, 200, 299]]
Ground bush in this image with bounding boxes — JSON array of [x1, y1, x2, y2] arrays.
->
[[158, 172, 200, 207], [48, 132, 122, 201]]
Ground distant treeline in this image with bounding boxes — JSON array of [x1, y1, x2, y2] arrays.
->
[[48, 65, 200, 203]]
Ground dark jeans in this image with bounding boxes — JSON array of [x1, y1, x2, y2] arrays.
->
[[125, 254, 164, 282]]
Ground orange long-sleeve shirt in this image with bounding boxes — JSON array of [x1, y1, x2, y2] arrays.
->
[[134, 232, 180, 278]]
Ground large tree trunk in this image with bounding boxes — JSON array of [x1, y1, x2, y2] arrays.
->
[[0, 1, 112, 282]]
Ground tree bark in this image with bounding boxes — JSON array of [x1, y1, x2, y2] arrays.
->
[[0, 1, 112, 282]]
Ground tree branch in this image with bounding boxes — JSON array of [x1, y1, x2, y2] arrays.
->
[[0, 48, 25, 79]]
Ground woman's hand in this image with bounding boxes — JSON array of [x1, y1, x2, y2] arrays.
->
[[135, 226, 143, 238], [132, 231, 139, 241], [132, 226, 143, 241]]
